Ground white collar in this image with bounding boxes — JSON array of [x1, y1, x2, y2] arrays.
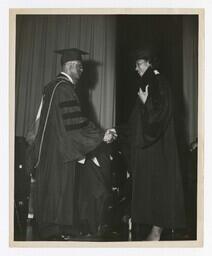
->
[[60, 72, 74, 84]]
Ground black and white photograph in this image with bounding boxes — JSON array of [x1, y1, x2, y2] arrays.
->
[[9, 8, 203, 247]]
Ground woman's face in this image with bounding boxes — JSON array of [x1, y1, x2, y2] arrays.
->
[[135, 59, 151, 77]]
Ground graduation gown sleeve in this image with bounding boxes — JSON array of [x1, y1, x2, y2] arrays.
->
[[130, 75, 173, 149], [141, 75, 172, 146], [52, 81, 104, 162]]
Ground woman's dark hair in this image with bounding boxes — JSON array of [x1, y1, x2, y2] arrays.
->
[[133, 45, 160, 69], [145, 56, 160, 70]]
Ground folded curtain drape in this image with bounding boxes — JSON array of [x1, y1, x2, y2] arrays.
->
[[182, 15, 198, 145], [15, 15, 116, 137]]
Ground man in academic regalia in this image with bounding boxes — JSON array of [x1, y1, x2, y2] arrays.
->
[[118, 46, 186, 240], [27, 48, 116, 240]]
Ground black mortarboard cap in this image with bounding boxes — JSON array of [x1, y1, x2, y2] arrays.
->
[[132, 43, 159, 61], [55, 48, 88, 65], [133, 46, 156, 61], [131, 44, 160, 69]]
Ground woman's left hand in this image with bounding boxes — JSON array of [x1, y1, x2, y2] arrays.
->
[[138, 84, 149, 104]]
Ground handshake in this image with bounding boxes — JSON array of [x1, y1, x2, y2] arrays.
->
[[103, 128, 118, 144]]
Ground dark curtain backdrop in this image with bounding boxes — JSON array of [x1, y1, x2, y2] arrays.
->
[[115, 15, 198, 146], [15, 15, 198, 145], [15, 15, 116, 137]]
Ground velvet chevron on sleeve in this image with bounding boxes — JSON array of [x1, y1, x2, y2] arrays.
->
[[31, 73, 104, 238]]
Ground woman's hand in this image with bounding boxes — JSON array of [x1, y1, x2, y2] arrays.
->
[[138, 84, 149, 104]]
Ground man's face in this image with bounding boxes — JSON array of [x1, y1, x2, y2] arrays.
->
[[135, 59, 150, 77], [67, 61, 84, 82]]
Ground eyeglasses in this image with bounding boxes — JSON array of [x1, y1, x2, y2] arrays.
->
[[73, 62, 83, 70]]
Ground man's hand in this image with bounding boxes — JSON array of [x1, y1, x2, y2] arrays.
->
[[103, 128, 117, 144], [138, 84, 149, 104]]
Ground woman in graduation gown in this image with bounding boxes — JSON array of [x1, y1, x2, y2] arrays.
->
[[118, 47, 186, 240]]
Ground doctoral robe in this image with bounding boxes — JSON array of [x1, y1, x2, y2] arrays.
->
[[77, 144, 112, 235], [31, 73, 104, 238]]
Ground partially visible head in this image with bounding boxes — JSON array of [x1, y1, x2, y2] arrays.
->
[[133, 46, 159, 77], [135, 59, 151, 77], [55, 48, 88, 83], [62, 60, 83, 83]]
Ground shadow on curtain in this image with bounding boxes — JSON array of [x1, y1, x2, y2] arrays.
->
[[15, 15, 116, 137]]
